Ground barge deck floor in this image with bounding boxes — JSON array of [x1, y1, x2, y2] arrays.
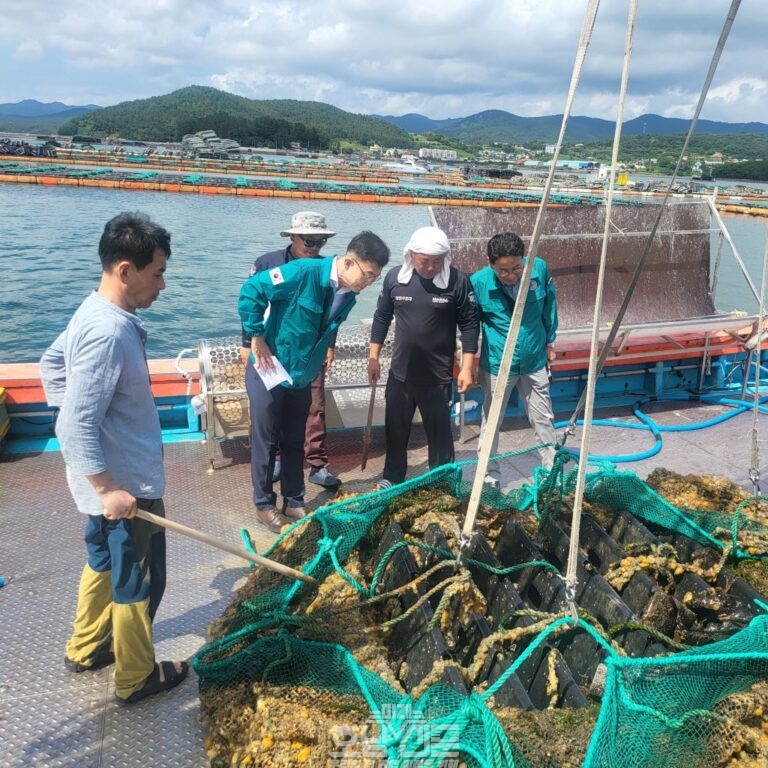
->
[[1, 400, 765, 768]]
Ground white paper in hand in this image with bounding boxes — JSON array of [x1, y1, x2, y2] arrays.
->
[[254, 356, 293, 390]]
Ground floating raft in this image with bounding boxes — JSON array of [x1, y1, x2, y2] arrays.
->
[[2, 154, 768, 214], [1, 150, 431, 185], [0, 159, 612, 208]]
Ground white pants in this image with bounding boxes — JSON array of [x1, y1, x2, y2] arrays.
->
[[477, 365, 556, 480]]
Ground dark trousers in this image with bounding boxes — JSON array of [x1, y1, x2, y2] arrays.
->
[[246, 362, 312, 508], [274, 366, 328, 469], [382, 373, 455, 485], [84, 497, 166, 616]]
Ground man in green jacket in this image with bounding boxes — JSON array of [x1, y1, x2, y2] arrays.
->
[[470, 232, 558, 487], [239, 230, 389, 531]]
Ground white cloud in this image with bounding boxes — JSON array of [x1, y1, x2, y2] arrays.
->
[[706, 77, 768, 118], [12, 41, 43, 62], [1, 0, 767, 124]]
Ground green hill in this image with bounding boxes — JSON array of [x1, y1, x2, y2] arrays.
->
[[58, 85, 414, 149], [0, 114, 74, 133], [378, 110, 768, 146], [567, 133, 768, 164], [709, 158, 768, 181]]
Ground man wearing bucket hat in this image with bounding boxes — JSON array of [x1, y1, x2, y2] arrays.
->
[[241, 211, 343, 491], [240, 230, 390, 532], [367, 226, 479, 489]]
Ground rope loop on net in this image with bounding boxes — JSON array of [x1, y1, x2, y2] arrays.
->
[[565, 576, 580, 625], [455, 530, 474, 568], [748, 467, 761, 494], [561, 420, 577, 446], [383, 691, 518, 768]]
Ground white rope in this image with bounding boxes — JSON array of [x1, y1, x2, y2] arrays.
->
[[709, 188, 725, 298], [749, 228, 768, 495], [565, 0, 638, 618], [566, 0, 744, 432], [458, 0, 601, 551], [564, 0, 744, 618]]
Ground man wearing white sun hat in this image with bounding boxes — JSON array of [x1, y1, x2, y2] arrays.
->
[[241, 211, 343, 492]]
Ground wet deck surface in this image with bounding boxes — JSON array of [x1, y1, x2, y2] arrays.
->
[[1, 399, 765, 767]]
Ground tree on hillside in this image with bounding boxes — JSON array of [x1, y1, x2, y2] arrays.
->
[[714, 159, 768, 181], [58, 86, 413, 148]]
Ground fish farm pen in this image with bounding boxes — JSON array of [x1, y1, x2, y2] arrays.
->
[[3, 152, 768, 215], [185, 201, 768, 767], [0, 158, 612, 208], [2, 159, 767, 767]]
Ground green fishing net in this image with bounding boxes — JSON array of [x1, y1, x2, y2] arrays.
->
[[194, 452, 768, 768]]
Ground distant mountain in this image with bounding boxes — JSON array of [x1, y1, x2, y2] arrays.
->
[[376, 113, 455, 134], [623, 114, 768, 137], [0, 99, 101, 118], [5, 93, 768, 147], [375, 109, 768, 144], [0, 100, 101, 133], [57, 86, 414, 148]]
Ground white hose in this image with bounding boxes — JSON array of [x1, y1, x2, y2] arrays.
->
[[174, 347, 196, 397]]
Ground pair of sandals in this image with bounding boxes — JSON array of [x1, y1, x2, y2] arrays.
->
[[65, 651, 189, 705]]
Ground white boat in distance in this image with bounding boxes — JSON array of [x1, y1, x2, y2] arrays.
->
[[373, 153, 430, 174]]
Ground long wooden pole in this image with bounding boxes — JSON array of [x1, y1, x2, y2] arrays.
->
[[135, 509, 317, 585]]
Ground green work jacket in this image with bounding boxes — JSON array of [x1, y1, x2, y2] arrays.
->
[[238, 256, 356, 388], [470, 258, 558, 376]]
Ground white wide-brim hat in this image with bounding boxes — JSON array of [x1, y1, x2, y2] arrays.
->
[[280, 210, 337, 237]]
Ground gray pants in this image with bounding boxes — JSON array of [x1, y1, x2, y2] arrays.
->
[[477, 365, 556, 481]]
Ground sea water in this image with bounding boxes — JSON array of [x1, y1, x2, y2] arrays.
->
[[0, 183, 766, 363], [0, 185, 427, 362]]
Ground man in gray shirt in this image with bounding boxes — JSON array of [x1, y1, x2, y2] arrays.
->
[[40, 212, 188, 705]]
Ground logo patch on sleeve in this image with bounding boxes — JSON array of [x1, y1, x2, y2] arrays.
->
[[269, 268, 284, 285]]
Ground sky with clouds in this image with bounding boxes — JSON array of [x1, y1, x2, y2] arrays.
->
[[2, 0, 766, 124]]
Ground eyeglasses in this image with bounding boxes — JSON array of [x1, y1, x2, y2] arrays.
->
[[351, 257, 380, 283], [299, 236, 328, 248], [494, 264, 524, 277]]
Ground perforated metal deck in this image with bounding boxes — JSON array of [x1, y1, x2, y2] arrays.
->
[[0, 400, 764, 767]]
